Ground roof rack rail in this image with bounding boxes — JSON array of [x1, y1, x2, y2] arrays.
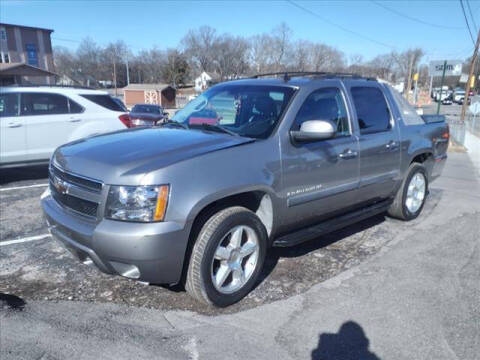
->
[[250, 71, 376, 82]]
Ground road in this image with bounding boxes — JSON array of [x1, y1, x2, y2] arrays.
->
[[1, 150, 478, 360]]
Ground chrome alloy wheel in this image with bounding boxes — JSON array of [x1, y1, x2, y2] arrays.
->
[[405, 173, 426, 213], [211, 225, 260, 294]]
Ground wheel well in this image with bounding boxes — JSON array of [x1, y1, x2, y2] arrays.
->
[[179, 191, 273, 287], [411, 152, 432, 164]]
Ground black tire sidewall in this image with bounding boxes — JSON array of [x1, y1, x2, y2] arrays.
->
[[200, 210, 267, 307], [401, 164, 428, 220]]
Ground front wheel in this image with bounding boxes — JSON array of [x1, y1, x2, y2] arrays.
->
[[185, 206, 267, 307], [388, 163, 428, 221]]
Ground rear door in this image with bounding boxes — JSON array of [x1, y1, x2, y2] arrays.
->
[[0, 92, 27, 164], [346, 83, 401, 202], [21, 92, 77, 161]]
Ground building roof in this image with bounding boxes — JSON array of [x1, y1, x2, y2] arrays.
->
[[0, 63, 56, 76], [123, 83, 173, 91], [0, 23, 54, 33]]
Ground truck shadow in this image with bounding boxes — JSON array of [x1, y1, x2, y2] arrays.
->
[[259, 214, 386, 283], [311, 321, 381, 360]]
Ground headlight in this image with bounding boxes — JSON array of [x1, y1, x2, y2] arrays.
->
[[105, 185, 169, 222]]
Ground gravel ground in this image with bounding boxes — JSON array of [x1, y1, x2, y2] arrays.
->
[[0, 162, 443, 314]]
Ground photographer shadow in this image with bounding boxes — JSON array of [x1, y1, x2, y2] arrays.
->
[[311, 321, 380, 360]]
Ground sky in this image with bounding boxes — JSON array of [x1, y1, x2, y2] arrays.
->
[[1, 0, 478, 64]]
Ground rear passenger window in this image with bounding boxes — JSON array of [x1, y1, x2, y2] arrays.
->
[[351, 87, 391, 134], [68, 98, 84, 114], [21, 93, 69, 115], [80, 94, 124, 111], [294, 87, 350, 137], [0, 93, 20, 117]]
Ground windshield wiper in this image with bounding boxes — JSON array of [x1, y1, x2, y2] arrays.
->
[[198, 123, 238, 136], [158, 120, 188, 129]]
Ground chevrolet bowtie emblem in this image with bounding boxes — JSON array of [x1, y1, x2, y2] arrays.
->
[[53, 176, 68, 195]]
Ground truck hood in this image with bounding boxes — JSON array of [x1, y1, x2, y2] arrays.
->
[[54, 128, 254, 183]]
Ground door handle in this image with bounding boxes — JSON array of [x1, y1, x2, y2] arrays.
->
[[69, 118, 82, 122], [385, 141, 398, 150], [338, 149, 358, 160], [7, 123, 22, 128]]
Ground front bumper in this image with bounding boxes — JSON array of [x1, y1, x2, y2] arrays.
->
[[42, 192, 190, 284]]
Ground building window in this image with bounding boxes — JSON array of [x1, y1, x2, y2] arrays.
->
[[26, 44, 39, 67], [0, 52, 9, 63], [0, 28, 6, 41]]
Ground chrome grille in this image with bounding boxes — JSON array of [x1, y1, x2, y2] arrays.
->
[[49, 165, 103, 218]]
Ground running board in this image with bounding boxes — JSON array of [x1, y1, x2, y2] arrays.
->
[[272, 199, 393, 247]]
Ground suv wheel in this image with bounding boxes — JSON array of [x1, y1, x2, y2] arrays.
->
[[185, 206, 267, 307], [388, 163, 428, 221]]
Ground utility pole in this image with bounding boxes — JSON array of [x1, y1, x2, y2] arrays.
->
[[436, 60, 447, 115], [113, 60, 117, 97], [405, 54, 414, 101], [126, 56, 130, 86], [461, 29, 480, 122]]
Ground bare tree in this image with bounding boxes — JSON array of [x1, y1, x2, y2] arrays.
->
[[212, 35, 249, 80], [161, 49, 189, 86], [182, 26, 218, 74]]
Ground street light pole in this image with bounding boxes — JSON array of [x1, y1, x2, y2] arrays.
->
[[436, 60, 447, 115], [126, 56, 130, 86], [461, 29, 480, 122]]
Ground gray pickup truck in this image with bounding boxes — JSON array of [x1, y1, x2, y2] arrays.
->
[[42, 73, 448, 307]]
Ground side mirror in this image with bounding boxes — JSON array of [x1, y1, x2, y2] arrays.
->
[[290, 120, 337, 142]]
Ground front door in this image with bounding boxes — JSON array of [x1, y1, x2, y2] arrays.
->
[[346, 83, 401, 202], [280, 85, 360, 232]]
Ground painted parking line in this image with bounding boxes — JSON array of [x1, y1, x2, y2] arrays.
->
[[0, 233, 51, 246], [0, 183, 48, 192]]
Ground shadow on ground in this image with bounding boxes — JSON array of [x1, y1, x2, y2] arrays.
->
[[311, 321, 380, 360], [0, 165, 49, 185]]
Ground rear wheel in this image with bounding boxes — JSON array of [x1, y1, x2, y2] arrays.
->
[[388, 163, 428, 221], [185, 206, 267, 307]]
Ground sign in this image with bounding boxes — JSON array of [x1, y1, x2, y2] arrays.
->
[[470, 75, 475, 88], [429, 60, 462, 77], [468, 101, 480, 115], [460, 73, 469, 83], [413, 73, 419, 81], [25, 43, 38, 67]]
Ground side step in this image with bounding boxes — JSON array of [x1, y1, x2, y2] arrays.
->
[[272, 199, 392, 247]]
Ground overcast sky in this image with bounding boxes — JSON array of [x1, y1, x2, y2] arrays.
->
[[1, 0, 478, 63]]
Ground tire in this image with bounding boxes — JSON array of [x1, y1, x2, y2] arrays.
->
[[185, 206, 267, 307], [388, 162, 428, 221]]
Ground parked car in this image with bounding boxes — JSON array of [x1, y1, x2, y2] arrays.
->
[[42, 73, 449, 307], [453, 90, 465, 104], [441, 95, 453, 105], [0, 86, 129, 168], [127, 104, 167, 127]]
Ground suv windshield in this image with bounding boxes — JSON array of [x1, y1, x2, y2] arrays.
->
[[132, 104, 161, 114], [172, 84, 296, 139]]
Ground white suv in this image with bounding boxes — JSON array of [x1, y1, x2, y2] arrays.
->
[[0, 86, 129, 168]]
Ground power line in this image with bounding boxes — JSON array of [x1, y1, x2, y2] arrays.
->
[[286, 0, 396, 50], [466, 0, 478, 33], [371, 0, 463, 30], [460, 0, 476, 45]]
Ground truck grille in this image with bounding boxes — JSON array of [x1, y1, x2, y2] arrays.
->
[[49, 165, 103, 218]]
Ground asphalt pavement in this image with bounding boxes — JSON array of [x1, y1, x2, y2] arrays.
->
[[1, 150, 478, 359]]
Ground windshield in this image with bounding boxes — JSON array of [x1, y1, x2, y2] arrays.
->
[[132, 104, 161, 114], [172, 84, 296, 139]]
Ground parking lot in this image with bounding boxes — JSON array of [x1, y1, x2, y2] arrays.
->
[[0, 163, 435, 314]]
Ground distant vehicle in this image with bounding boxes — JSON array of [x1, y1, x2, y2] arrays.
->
[[128, 104, 167, 127], [435, 88, 450, 102], [453, 90, 465, 104], [0, 86, 129, 168], [441, 95, 453, 105]]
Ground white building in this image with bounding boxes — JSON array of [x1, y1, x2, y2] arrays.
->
[[194, 71, 212, 92]]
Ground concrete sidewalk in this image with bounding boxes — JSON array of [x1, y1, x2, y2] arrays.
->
[[2, 152, 479, 360]]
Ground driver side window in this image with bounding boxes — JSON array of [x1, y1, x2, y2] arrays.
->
[[293, 87, 350, 137]]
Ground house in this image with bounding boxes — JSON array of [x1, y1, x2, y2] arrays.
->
[[0, 23, 56, 85], [194, 72, 212, 92], [123, 83, 176, 109]]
